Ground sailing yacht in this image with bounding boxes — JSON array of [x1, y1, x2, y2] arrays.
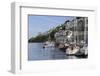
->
[[65, 30, 80, 55], [65, 17, 88, 56], [66, 44, 80, 55]]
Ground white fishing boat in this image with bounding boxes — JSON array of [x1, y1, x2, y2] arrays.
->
[[43, 34, 55, 48], [43, 41, 55, 48], [66, 45, 80, 55]]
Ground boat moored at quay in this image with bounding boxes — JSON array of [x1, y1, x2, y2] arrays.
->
[[54, 17, 88, 57]]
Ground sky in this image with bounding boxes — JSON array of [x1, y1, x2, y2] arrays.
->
[[28, 15, 74, 39]]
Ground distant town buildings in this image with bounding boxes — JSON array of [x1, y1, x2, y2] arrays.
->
[[54, 17, 88, 44]]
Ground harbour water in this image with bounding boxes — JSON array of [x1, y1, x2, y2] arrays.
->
[[28, 43, 79, 61]]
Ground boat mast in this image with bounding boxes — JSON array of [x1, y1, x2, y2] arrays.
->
[[74, 17, 76, 43], [84, 17, 87, 44], [77, 18, 79, 44], [48, 33, 51, 41], [48, 25, 51, 41]]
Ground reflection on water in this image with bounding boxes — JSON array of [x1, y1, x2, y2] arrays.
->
[[28, 43, 78, 61]]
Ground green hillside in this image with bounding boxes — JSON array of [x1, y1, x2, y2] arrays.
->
[[28, 22, 67, 42]]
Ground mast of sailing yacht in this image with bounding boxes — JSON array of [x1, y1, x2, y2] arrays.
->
[[74, 17, 77, 43], [84, 17, 87, 44], [48, 25, 52, 42]]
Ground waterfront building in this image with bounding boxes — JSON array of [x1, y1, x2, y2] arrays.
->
[[54, 17, 88, 44]]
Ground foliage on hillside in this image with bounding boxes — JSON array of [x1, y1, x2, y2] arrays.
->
[[28, 22, 66, 42], [28, 17, 86, 42]]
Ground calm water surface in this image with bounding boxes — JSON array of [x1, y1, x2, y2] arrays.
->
[[28, 43, 78, 61]]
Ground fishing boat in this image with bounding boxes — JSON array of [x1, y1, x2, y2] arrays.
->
[[43, 34, 55, 48], [43, 41, 55, 48], [66, 44, 80, 55]]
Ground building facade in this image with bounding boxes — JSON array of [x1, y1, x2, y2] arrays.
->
[[54, 17, 88, 44]]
